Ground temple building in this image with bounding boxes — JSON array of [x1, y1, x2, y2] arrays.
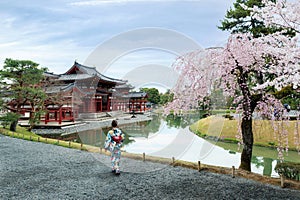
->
[[113, 84, 149, 114], [21, 61, 149, 124]]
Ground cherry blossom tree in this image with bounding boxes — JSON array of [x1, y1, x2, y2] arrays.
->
[[166, 0, 300, 172], [164, 48, 222, 114], [166, 31, 300, 171], [250, 0, 300, 158], [251, 0, 300, 34]]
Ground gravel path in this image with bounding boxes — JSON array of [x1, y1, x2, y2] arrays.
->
[[1, 135, 300, 200]]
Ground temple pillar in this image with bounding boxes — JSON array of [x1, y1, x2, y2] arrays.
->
[[59, 107, 62, 124], [140, 101, 142, 112]]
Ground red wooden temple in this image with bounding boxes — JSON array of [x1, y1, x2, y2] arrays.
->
[[15, 61, 149, 125], [113, 84, 149, 114]]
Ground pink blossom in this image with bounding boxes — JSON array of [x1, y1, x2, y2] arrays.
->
[[165, 1, 300, 161], [251, 0, 300, 34]]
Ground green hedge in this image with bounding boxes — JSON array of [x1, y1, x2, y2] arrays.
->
[[275, 162, 300, 181]]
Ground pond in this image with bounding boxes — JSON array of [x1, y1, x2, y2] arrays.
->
[[74, 113, 299, 177]]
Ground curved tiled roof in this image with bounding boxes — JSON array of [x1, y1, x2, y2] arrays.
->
[[115, 84, 134, 89], [58, 74, 93, 81], [45, 83, 74, 94], [44, 71, 60, 78], [123, 92, 148, 98], [63, 61, 127, 85]]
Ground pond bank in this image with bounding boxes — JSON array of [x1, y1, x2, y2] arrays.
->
[[31, 113, 152, 136]]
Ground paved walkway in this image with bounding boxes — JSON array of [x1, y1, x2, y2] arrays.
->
[[1, 135, 300, 200]]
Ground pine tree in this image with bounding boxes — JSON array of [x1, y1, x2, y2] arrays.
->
[[0, 58, 48, 131]]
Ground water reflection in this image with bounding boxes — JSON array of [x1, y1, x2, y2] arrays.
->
[[165, 113, 199, 128], [262, 158, 273, 176], [215, 140, 300, 177], [76, 128, 135, 148], [66, 113, 299, 177]]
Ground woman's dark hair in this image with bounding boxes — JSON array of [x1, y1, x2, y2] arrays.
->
[[111, 120, 118, 128]]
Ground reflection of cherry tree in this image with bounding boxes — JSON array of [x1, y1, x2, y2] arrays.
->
[[166, 32, 300, 171], [165, 113, 201, 129]]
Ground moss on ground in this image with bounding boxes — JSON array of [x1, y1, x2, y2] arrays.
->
[[190, 116, 300, 150]]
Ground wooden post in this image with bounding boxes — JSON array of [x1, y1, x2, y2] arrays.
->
[[45, 138, 47, 143], [280, 175, 285, 188], [172, 157, 175, 167], [69, 141, 71, 148], [198, 161, 201, 172], [143, 152, 145, 162], [38, 137, 40, 142], [100, 147, 102, 154], [81, 143, 83, 150], [232, 166, 235, 178]]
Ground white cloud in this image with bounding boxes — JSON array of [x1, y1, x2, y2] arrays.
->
[[0, 41, 20, 48], [0, 0, 235, 75], [70, 0, 201, 6], [0, 34, 92, 73]]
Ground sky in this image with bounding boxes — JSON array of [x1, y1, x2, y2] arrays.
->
[[0, 0, 235, 91]]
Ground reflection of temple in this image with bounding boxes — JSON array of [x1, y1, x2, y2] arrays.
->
[[120, 116, 161, 138], [121, 121, 151, 138], [15, 61, 149, 125]]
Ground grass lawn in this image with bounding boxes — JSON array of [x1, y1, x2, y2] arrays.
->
[[0, 126, 91, 151], [0, 126, 38, 137], [190, 116, 300, 150]]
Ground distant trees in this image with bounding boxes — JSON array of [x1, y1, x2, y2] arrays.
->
[[274, 86, 300, 110], [140, 88, 160, 104], [139, 88, 174, 106], [0, 58, 48, 131], [159, 90, 174, 106]]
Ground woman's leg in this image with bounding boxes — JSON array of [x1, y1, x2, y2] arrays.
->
[[113, 147, 121, 174]]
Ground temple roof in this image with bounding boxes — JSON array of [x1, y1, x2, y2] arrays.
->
[[62, 61, 127, 85], [44, 71, 60, 78], [45, 83, 109, 96], [123, 92, 148, 98], [45, 83, 74, 94], [115, 84, 135, 90], [59, 74, 93, 81]]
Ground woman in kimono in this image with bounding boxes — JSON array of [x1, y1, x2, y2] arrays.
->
[[104, 120, 124, 175]]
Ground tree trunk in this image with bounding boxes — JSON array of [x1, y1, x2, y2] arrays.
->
[[239, 117, 254, 171], [10, 120, 18, 132]]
